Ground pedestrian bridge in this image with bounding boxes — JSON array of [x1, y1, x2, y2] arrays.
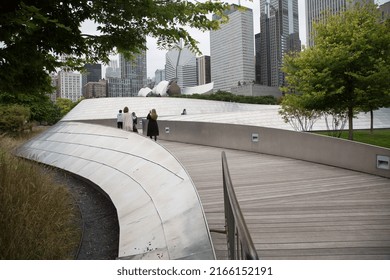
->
[[16, 97, 390, 259], [17, 122, 215, 260]]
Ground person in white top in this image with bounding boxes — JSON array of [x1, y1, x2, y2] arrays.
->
[[117, 109, 123, 129], [122, 106, 133, 132]]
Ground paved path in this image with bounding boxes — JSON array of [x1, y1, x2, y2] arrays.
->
[[159, 140, 390, 260]]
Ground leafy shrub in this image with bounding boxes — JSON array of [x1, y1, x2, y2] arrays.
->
[[175, 91, 278, 105], [0, 104, 31, 135]]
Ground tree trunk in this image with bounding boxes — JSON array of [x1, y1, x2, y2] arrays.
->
[[370, 110, 374, 134], [348, 106, 354, 140]]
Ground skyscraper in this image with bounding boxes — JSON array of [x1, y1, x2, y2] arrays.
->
[[82, 63, 101, 96], [255, 33, 262, 84], [120, 51, 147, 95], [154, 69, 166, 84], [107, 52, 147, 97], [210, 5, 255, 92], [105, 59, 120, 79], [259, 0, 300, 87], [379, 1, 390, 21], [306, 0, 374, 46], [197, 56, 211, 85], [84, 64, 102, 82], [165, 46, 197, 89], [58, 70, 82, 102]]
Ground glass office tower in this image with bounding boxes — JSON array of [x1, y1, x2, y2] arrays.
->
[[259, 0, 300, 87]]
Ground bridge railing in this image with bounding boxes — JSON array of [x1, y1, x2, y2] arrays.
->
[[222, 151, 259, 260]]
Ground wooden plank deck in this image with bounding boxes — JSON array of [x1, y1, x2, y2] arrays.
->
[[159, 140, 390, 260]]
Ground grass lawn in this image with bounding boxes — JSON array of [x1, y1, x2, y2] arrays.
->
[[317, 129, 390, 149]]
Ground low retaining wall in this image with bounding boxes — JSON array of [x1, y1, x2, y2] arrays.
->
[[147, 120, 390, 179]]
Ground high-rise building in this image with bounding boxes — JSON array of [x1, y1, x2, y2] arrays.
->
[[82, 63, 101, 96], [259, 0, 300, 87], [120, 52, 147, 96], [379, 1, 390, 21], [306, 0, 374, 46], [197, 56, 211, 85], [107, 52, 147, 97], [155, 69, 166, 84], [105, 59, 121, 79], [210, 5, 255, 92], [84, 64, 102, 82], [165, 46, 197, 89], [255, 33, 262, 84], [58, 70, 82, 102]]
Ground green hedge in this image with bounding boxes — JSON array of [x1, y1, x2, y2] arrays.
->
[[175, 91, 278, 105]]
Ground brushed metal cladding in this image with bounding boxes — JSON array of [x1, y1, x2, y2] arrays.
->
[[62, 97, 390, 131], [16, 122, 215, 260]]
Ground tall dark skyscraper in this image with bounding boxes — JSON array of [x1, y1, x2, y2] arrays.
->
[[84, 64, 102, 82], [82, 63, 102, 95], [259, 0, 301, 87], [255, 33, 262, 84]]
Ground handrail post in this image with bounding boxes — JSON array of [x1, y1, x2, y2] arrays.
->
[[221, 151, 259, 260], [223, 169, 235, 259]]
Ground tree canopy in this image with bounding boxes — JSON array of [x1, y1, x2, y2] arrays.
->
[[282, 2, 390, 140], [0, 0, 230, 96]]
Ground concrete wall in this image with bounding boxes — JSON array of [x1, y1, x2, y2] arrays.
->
[[147, 120, 390, 179]]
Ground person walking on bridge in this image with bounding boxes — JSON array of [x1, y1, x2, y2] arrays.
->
[[147, 108, 159, 141]]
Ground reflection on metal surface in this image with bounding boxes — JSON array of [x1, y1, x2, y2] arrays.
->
[[62, 97, 390, 131], [16, 122, 215, 260]]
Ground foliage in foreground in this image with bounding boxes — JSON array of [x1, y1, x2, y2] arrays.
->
[[175, 91, 278, 105], [0, 0, 231, 96], [0, 135, 81, 259], [282, 2, 390, 140]]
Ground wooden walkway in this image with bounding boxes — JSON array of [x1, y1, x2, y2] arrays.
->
[[159, 140, 390, 260]]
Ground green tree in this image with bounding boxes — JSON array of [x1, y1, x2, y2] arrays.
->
[[282, 2, 390, 140], [279, 94, 321, 131], [0, 0, 230, 96], [56, 98, 81, 117]]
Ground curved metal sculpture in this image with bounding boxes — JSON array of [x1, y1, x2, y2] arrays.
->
[[16, 122, 215, 260]]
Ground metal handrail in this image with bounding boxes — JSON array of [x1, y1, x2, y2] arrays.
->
[[222, 151, 259, 260]]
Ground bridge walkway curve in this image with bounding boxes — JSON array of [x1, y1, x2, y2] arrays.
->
[[159, 140, 390, 260]]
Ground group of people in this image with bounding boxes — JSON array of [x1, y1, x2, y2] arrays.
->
[[116, 107, 159, 141]]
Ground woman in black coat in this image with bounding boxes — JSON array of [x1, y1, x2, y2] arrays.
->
[[147, 109, 159, 141]]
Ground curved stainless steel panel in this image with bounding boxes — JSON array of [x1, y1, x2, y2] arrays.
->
[[16, 122, 215, 260], [62, 97, 390, 131]]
